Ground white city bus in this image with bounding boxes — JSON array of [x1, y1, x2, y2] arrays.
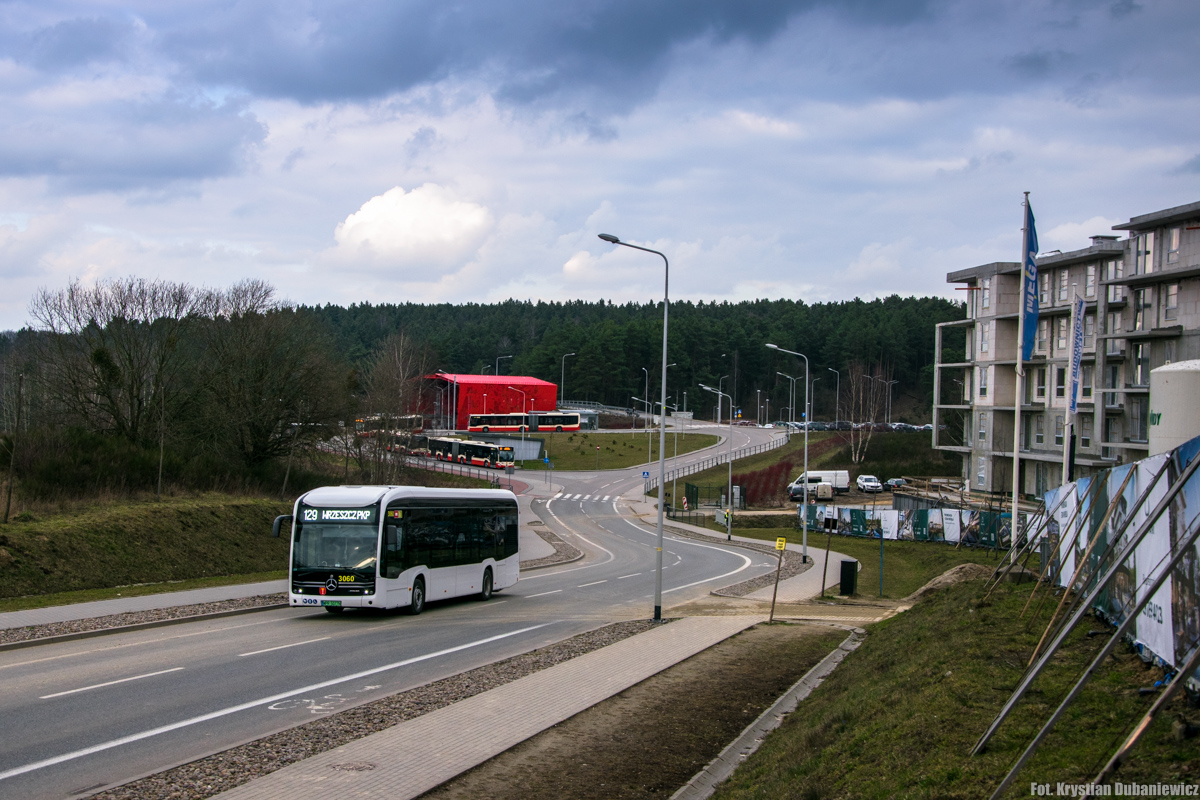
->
[[281, 485, 520, 614]]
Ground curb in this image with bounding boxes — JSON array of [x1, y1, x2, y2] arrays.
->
[[0, 602, 290, 652], [519, 550, 586, 571], [670, 622, 867, 800]]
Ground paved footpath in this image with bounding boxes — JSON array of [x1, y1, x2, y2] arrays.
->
[[214, 615, 763, 800]]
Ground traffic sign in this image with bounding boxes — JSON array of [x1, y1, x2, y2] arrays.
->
[[544, 457, 549, 463], [642, 471, 650, 478], [776, 537, 787, 550]]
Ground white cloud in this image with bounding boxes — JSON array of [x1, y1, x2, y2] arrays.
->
[[1042, 216, 1122, 254], [331, 184, 494, 271]]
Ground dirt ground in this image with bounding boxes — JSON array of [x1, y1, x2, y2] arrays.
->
[[419, 622, 849, 800]]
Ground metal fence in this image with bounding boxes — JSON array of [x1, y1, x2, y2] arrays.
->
[[400, 455, 502, 488], [666, 506, 713, 527], [643, 434, 788, 495]]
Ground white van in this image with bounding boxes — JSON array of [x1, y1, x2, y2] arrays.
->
[[787, 470, 850, 501]]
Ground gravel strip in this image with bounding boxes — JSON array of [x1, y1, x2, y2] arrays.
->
[[519, 527, 583, 569], [0, 594, 287, 645], [92, 618, 669, 800]]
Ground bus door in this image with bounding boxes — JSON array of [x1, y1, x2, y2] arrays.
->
[[529, 414, 540, 432]]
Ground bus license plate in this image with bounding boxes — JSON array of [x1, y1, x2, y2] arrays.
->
[[321, 600, 342, 607]]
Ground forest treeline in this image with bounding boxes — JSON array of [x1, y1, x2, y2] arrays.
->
[[312, 294, 963, 420], [0, 279, 962, 499]]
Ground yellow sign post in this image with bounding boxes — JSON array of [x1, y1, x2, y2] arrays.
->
[[769, 538, 787, 621]]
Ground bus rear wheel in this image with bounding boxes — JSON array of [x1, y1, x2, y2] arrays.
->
[[481, 426, 489, 433], [409, 578, 425, 615], [555, 425, 563, 432], [479, 568, 493, 601]]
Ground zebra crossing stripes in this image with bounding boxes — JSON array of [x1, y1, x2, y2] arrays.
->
[[550, 492, 613, 503]]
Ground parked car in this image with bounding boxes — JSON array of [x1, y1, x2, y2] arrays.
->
[[884, 478, 907, 491], [788, 470, 850, 500], [856, 474, 883, 493]]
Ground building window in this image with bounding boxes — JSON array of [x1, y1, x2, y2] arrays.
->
[[981, 277, 991, 309], [1055, 415, 1065, 446], [1058, 269, 1069, 303], [1084, 313, 1095, 347], [1130, 396, 1148, 442], [1085, 264, 1096, 298], [1022, 417, 1032, 450], [1055, 366, 1066, 399], [1056, 317, 1068, 352], [978, 367, 988, 398], [977, 457, 986, 486], [1081, 364, 1093, 399], [1164, 283, 1179, 322], [1134, 232, 1155, 275], [1167, 227, 1181, 264], [1103, 417, 1118, 460], [979, 322, 990, 353], [978, 412, 987, 441], [1133, 289, 1150, 331], [1035, 414, 1045, 445], [1035, 367, 1047, 400], [1133, 342, 1150, 386], [1106, 310, 1124, 356], [1037, 319, 1049, 353], [1039, 272, 1051, 305], [1105, 364, 1121, 408], [1081, 415, 1093, 448], [1106, 258, 1125, 303]]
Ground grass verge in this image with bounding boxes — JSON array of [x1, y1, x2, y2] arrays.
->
[[515, 430, 720, 471], [0, 570, 287, 613], [732, 528, 1037, 599], [714, 578, 1196, 799]]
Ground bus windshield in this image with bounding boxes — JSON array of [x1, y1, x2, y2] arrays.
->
[[294, 506, 378, 570]]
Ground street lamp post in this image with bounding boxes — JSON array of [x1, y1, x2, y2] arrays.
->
[[767, 344, 810, 563], [507, 386, 527, 463], [496, 355, 513, 376], [700, 383, 734, 544], [756, 388, 761, 425], [717, 374, 729, 425], [811, 377, 822, 421], [599, 233, 670, 622], [560, 352, 576, 407], [828, 368, 840, 427], [777, 372, 797, 426]]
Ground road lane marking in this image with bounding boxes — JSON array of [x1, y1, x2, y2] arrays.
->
[[526, 590, 563, 598], [617, 573, 642, 579], [616, 515, 754, 594], [39, 667, 185, 699], [1, 623, 553, 783], [577, 580, 608, 587], [239, 637, 331, 658]]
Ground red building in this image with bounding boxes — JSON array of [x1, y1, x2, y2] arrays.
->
[[426, 373, 558, 430]]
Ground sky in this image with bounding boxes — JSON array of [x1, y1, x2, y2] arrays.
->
[[1, 0, 1198, 330]]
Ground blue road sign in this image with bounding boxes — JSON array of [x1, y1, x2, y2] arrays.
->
[[642, 471, 650, 478]]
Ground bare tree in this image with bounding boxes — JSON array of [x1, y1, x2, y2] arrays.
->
[[845, 361, 890, 463], [355, 332, 431, 484], [28, 278, 218, 443]]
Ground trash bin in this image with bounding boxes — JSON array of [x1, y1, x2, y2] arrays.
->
[[839, 559, 858, 596]]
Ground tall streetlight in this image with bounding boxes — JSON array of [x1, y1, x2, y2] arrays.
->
[[700, 382, 734, 541], [811, 377, 822, 422], [767, 343, 810, 563], [756, 388, 761, 424], [599, 233, 669, 622], [828, 367, 841, 427], [560, 352, 576, 407], [641, 366, 650, 434], [496, 355, 513, 376], [777, 372, 797, 425], [717, 374, 730, 424], [507, 385, 527, 463]]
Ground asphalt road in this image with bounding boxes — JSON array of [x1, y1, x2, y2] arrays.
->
[[0, 424, 784, 800]]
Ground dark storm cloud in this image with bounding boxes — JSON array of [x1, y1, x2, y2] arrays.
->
[[155, 0, 931, 105], [0, 95, 267, 192]]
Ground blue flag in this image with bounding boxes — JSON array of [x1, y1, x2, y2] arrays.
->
[[1069, 295, 1085, 414], [1020, 200, 1040, 361]]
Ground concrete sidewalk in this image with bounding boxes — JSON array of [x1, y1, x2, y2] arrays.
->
[[214, 615, 763, 800], [0, 580, 288, 631]]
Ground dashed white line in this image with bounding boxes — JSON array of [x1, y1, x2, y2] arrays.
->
[[239, 637, 330, 658], [526, 590, 563, 598], [40, 667, 185, 700], [577, 580, 608, 587], [617, 573, 642, 579]]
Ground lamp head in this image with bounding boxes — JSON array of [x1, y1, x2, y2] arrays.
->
[[598, 233, 620, 244], [765, 343, 779, 350]]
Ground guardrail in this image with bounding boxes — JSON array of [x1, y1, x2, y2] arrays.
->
[[400, 455, 502, 487], [643, 434, 788, 495]]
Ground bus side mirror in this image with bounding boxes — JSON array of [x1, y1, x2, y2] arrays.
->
[[273, 515, 293, 538]]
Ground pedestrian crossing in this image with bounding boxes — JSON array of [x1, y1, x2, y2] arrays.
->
[[552, 493, 614, 502]]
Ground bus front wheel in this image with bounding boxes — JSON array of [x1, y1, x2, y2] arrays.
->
[[555, 426, 563, 432], [482, 426, 489, 433], [479, 568, 493, 601], [409, 578, 426, 615]]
